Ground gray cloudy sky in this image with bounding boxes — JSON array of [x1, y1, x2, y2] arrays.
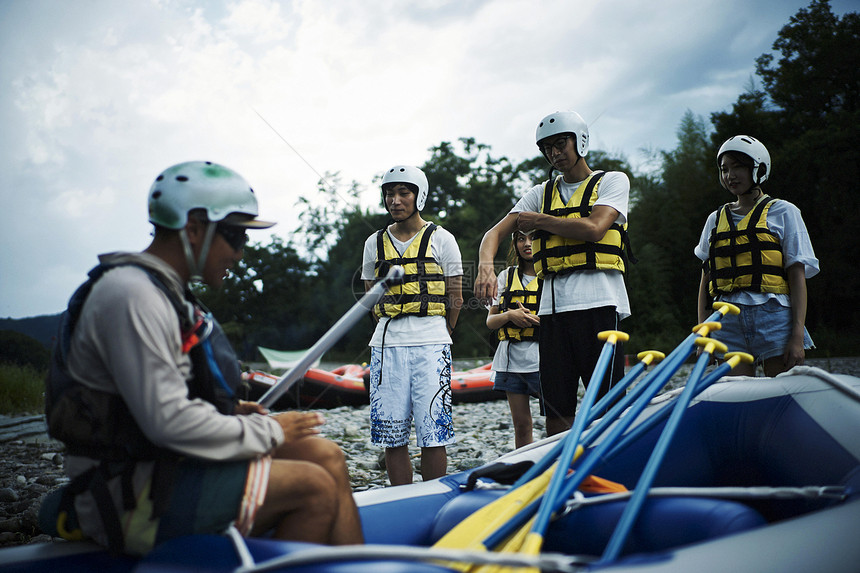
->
[[1, 0, 854, 319]]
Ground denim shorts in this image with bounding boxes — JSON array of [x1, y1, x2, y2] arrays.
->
[[493, 371, 541, 397], [712, 299, 814, 363]]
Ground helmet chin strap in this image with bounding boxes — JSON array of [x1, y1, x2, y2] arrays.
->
[[388, 191, 420, 223], [392, 208, 418, 223], [179, 222, 218, 283]]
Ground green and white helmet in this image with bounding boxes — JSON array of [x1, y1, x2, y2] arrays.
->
[[717, 135, 771, 186], [147, 161, 274, 283], [148, 161, 274, 229], [536, 111, 589, 158]]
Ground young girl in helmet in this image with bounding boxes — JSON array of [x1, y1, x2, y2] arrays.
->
[[695, 135, 819, 376], [486, 230, 542, 448], [361, 165, 464, 486]]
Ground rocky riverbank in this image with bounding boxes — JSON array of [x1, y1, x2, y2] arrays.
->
[[3, 357, 859, 549], [0, 398, 533, 549]]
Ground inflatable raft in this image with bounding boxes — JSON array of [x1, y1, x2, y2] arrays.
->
[[3, 367, 858, 572], [245, 362, 502, 409], [245, 364, 370, 409]]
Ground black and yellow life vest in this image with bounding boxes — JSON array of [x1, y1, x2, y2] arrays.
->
[[43, 261, 243, 552], [707, 195, 789, 296], [532, 172, 631, 279], [374, 223, 447, 318], [497, 266, 542, 342]]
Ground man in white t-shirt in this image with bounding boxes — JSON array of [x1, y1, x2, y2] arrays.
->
[[475, 111, 633, 436], [362, 165, 463, 485]]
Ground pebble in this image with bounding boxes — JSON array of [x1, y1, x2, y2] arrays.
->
[[2, 357, 858, 549], [0, 399, 540, 546]]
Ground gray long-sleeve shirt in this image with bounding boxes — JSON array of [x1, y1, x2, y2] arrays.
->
[[65, 251, 282, 548]]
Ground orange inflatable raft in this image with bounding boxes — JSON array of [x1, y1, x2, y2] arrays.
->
[[244, 362, 503, 409]]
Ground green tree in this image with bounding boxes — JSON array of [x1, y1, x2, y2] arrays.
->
[[710, 0, 860, 352], [419, 138, 521, 358], [195, 235, 316, 361], [608, 116, 713, 354], [294, 173, 388, 362], [0, 330, 50, 370]]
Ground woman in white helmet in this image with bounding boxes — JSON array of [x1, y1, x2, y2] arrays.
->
[[475, 111, 633, 437], [361, 165, 463, 486], [46, 161, 363, 555], [694, 136, 819, 376]]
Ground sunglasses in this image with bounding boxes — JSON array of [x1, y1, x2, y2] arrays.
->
[[215, 223, 248, 251]]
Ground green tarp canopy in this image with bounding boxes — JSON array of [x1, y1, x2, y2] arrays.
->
[[257, 347, 320, 371]]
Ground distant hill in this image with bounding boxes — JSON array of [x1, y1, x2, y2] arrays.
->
[[0, 314, 62, 350]]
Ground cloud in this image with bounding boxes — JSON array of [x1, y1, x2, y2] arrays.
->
[[0, 0, 853, 318]]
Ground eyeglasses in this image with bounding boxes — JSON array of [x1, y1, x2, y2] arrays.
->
[[215, 223, 248, 251], [540, 135, 571, 155]]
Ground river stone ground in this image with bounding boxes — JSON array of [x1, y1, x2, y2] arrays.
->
[[2, 357, 858, 548]]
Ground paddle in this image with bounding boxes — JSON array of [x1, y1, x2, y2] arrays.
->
[[602, 351, 754, 463], [598, 335, 728, 564], [434, 331, 627, 568], [438, 322, 717, 557], [432, 465, 557, 571], [506, 309, 730, 496], [259, 265, 404, 409], [507, 349, 664, 492], [437, 305, 739, 561], [478, 313, 736, 551], [478, 331, 627, 572]]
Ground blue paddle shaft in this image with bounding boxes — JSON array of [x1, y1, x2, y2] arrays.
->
[[508, 310, 722, 490], [604, 360, 736, 461], [532, 339, 617, 534], [600, 349, 714, 563], [483, 310, 727, 549], [484, 326, 710, 549]]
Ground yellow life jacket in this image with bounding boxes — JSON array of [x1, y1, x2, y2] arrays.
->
[[532, 172, 630, 279], [497, 266, 542, 342], [707, 195, 789, 296], [373, 223, 447, 318]]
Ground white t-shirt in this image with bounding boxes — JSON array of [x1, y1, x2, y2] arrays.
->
[[491, 267, 540, 373], [694, 197, 819, 307], [362, 223, 463, 347], [511, 171, 631, 319]]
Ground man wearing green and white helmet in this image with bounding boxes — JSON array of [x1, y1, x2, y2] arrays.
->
[[45, 161, 363, 555], [475, 111, 633, 437]]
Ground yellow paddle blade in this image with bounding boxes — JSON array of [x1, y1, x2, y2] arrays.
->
[[467, 515, 537, 573], [434, 464, 557, 551], [476, 532, 543, 573], [519, 531, 545, 556]]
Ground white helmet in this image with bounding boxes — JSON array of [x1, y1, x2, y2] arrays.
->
[[148, 161, 274, 229], [717, 135, 771, 186], [381, 165, 429, 211], [536, 111, 589, 158]]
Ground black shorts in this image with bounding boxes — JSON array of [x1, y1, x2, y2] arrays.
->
[[538, 306, 625, 420]]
